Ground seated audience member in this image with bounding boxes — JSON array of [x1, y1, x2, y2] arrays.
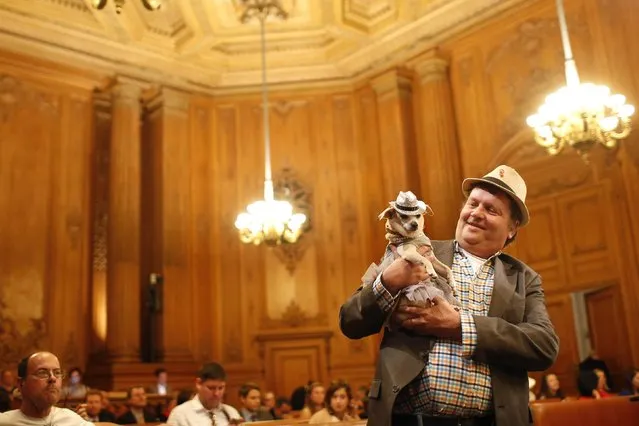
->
[[164, 389, 194, 418], [0, 352, 93, 425], [116, 386, 161, 424], [594, 368, 612, 398], [351, 385, 369, 419], [309, 380, 360, 424], [538, 373, 566, 400], [262, 390, 282, 419], [298, 381, 325, 419], [61, 367, 90, 399], [274, 397, 292, 419], [238, 382, 273, 421], [290, 381, 311, 411], [166, 362, 242, 426], [85, 390, 116, 422], [0, 370, 15, 413], [578, 370, 604, 399], [148, 368, 171, 396], [580, 351, 614, 390], [619, 369, 639, 396]]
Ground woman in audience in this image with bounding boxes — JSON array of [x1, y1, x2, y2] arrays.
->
[[537, 373, 566, 400], [619, 369, 639, 396], [578, 370, 599, 399], [308, 380, 359, 424], [298, 382, 325, 419], [594, 368, 612, 398], [61, 367, 90, 399]]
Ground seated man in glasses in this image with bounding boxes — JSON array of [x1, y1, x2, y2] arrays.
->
[[0, 351, 94, 425]]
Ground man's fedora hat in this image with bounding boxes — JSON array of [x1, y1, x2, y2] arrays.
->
[[461, 165, 530, 226]]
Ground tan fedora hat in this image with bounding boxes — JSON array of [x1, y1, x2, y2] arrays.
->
[[461, 165, 530, 226]]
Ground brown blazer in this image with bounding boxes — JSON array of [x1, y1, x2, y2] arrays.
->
[[339, 240, 559, 426]]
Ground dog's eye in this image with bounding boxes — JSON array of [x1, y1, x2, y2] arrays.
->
[[399, 214, 409, 220]]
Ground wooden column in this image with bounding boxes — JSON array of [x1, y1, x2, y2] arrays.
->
[[144, 87, 194, 363], [412, 53, 463, 239], [371, 69, 420, 199], [106, 81, 142, 363]]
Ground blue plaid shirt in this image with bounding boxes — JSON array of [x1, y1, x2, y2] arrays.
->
[[372, 242, 495, 416]]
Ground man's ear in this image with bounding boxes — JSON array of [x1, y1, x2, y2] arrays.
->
[[508, 221, 520, 239], [378, 207, 394, 221]]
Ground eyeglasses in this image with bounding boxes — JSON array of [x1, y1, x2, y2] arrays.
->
[[31, 369, 65, 380]]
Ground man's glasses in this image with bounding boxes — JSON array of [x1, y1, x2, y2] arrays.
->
[[31, 369, 65, 380]]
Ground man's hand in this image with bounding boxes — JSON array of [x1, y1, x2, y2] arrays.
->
[[397, 296, 463, 340], [381, 245, 430, 295], [75, 403, 89, 420]]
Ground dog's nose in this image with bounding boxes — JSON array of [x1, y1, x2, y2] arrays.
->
[[409, 222, 418, 231]]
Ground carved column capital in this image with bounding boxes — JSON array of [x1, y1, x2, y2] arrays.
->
[[371, 69, 413, 101], [414, 56, 449, 85], [111, 82, 142, 107], [146, 87, 190, 117]]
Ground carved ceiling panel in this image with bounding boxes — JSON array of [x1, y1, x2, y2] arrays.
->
[[0, 0, 527, 93]]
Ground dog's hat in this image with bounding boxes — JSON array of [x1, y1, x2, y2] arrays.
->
[[461, 164, 530, 226], [390, 191, 428, 216]]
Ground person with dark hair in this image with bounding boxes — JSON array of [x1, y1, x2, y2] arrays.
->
[[309, 380, 359, 423], [537, 373, 566, 400], [115, 386, 161, 424], [148, 367, 171, 396], [578, 370, 602, 399], [0, 352, 93, 425], [61, 367, 89, 399], [0, 370, 15, 413], [619, 369, 639, 396], [84, 389, 116, 422], [274, 397, 292, 419], [166, 362, 241, 426], [238, 382, 273, 421], [340, 165, 559, 426]]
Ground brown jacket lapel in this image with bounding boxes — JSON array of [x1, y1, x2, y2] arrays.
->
[[432, 240, 517, 318], [489, 256, 517, 318]]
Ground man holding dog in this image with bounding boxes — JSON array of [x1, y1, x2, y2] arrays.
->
[[340, 165, 559, 426]]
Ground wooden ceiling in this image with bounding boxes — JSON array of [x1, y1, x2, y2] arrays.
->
[[0, 0, 527, 93]]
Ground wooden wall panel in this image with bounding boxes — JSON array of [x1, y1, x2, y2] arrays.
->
[[0, 57, 99, 372], [1, 0, 639, 404]]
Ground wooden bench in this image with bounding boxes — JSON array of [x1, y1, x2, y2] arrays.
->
[[531, 395, 639, 426]]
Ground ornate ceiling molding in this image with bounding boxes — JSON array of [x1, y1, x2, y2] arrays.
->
[[0, 0, 528, 94]]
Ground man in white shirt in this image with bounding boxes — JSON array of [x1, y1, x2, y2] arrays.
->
[[166, 362, 241, 426], [0, 352, 94, 426]]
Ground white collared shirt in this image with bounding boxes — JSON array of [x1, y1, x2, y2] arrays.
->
[[157, 383, 167, 395], [166, 395, 241, 426]]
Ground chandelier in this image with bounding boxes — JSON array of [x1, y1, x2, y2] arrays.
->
[[234, 1, 307, 246], [91, 0, 161, 14], [526, 0, 634, 161]]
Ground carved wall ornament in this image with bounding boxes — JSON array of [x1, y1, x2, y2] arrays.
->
[[271, 168, 313, 273], [93, 211, 108, 272], [224, 332, 243, 363], [261, 300, 328, 329], [271, 100, 308, 118], [0, 75, 59, 124], [0, 300, 47, 368]]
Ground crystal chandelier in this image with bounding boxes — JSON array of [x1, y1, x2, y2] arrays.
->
[[234, 1, 307, 246], [91, 0, 161, 14], [526, 0, 634, 161]]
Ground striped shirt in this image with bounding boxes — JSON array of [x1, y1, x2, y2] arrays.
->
[[372, 242, 496, 417]]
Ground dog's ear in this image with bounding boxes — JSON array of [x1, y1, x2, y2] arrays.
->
[[378, 206, 395, 221], [424, 205, 434, 217]]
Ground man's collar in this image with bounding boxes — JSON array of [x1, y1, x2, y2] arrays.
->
[[454, 241, 501, 262]]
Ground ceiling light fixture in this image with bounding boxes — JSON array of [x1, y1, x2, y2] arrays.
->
[[526, 0, 634, 162]]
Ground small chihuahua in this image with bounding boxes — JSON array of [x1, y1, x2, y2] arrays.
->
[[361, 191, 461, 328]]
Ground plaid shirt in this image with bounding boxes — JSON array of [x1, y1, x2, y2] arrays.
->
[[372, 242, 495, 416]]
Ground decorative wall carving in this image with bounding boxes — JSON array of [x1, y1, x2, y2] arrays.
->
[[261, 300, 327, 329], [0, 300, 46, 366], [272, 168, 313, 274], [0, 75, 58, 124]]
